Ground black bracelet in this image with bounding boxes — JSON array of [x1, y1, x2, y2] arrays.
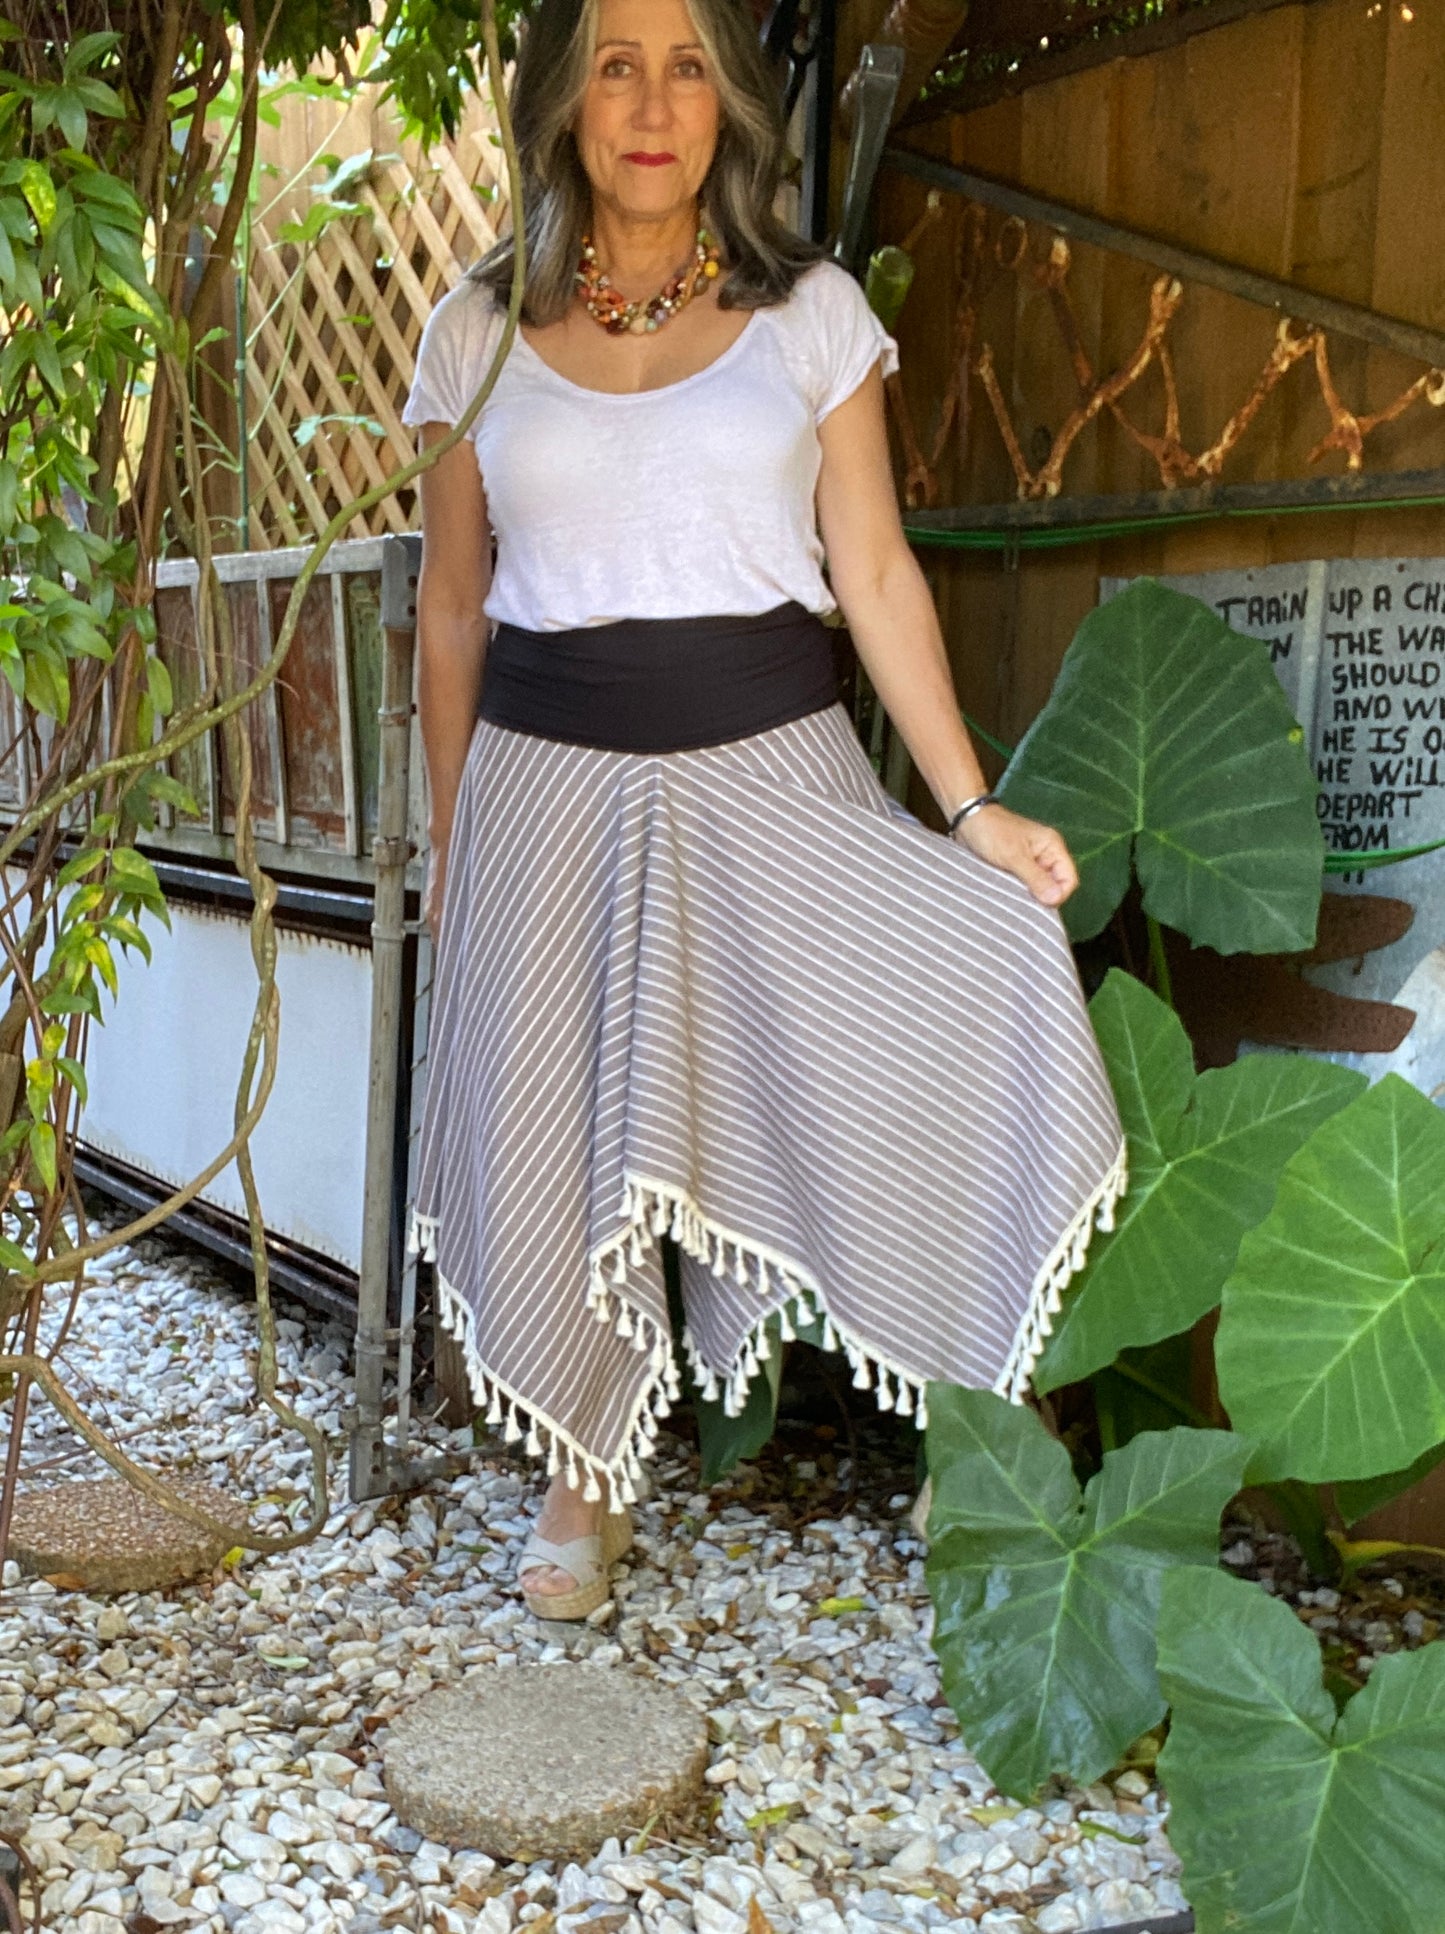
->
[[947, 792, 998, 834]]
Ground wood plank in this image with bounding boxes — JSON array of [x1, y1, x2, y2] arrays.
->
[[1016, 62, 1118, 499], [1365, 2, 1445, 474], [905, 0, 1332, 125], [1275, 0, 1389, 485]]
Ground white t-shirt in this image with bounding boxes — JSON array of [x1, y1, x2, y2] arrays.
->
[[400, 259, 899, 632]]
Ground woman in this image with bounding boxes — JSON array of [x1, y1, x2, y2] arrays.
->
[[403, 0, 1125, 1620]]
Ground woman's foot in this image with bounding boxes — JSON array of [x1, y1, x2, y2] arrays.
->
[[517, 1472, 634, 1619], [522, 1474, 605, 1598]]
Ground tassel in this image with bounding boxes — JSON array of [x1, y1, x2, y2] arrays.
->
[[629, 1227, 645, 1266], [486, 1386, 504, 1428], [593, 1292, 612, 1324], [755, 1326, 772, 1362], [778, 1305, 796, 1343], [852, 1354, 872, 1392], [916, 1388, 929, 1429], [565, 1447, 580, 1491], [631, 1323, 649, 1352], [525, 1421, 542, 1456], [896, 1379, 914, 1418], [406, 1218, 420, 1256], [669, 1198, 684, 1240], [617, 1305, 634, 1339], [700, 1367, 721, 1402], [582, 1467, 602, 1503], [821, 1316, 839, 1352], [504, 1402, 523, 1445], [620, 1470, 638, 1505], [611, 1248, 628, 1284], [876, 1367, 895, 1411], [710, 1240, 728, 1279], [650, 1195, 669, 1236], [733, 1246, 748, 1286], [757, 1258, 771, 1298], [546, 1437, 562, 1477]]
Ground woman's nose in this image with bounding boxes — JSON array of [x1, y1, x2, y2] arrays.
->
[[631, 74, 671, 130]]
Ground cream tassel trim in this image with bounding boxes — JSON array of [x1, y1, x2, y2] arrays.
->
[[992, 1138, 1130, 1404], [622, 1173, 938, 1432], [406, 1204, 657, 1514], [407, 1138, 1127, 1500]]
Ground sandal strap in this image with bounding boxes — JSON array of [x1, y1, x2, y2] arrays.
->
[[518, 1532, 604, 1590]]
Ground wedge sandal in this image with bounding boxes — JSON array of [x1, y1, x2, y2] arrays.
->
[[518, 1506, 633, 1622]]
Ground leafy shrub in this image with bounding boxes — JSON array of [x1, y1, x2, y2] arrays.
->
[[921, 581, 1445, 1932]]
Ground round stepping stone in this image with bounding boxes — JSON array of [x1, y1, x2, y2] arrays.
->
[[6, 1477, 246, 1593], [382, 1663, 709, 1859]]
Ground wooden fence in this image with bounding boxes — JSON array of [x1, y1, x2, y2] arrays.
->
[[876, 0, 1445, 765], [230, 80, 508, 549]]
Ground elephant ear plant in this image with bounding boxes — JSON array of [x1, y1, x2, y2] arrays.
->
[[924, 579, 1445, 1934]]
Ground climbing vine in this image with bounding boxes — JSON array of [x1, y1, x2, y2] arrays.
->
[[0, 0, 523, 1557]]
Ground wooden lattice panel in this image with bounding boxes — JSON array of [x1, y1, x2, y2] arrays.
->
[[243, 113, 507, 548]]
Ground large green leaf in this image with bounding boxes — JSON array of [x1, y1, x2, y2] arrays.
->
[[1034, 971, 1363, 1391], [925, 1388, 1247, 1798], [997, 579, 1323, 950], [1157, 1567, 1445, 1934], [693, 1338, 781, 1487], [1216, 1074, 1445, 1484]]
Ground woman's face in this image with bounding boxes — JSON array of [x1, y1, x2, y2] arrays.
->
[[573, 0, 721, 224]]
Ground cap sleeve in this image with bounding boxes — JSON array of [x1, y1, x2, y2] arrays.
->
[[401, 280, 505, 428], [800, 261, 900, 425]]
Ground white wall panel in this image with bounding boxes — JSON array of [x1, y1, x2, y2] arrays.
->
[[80, 901, 371, 1270]]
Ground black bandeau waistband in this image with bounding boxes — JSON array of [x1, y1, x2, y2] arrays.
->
[[477, 602, 846, 754]]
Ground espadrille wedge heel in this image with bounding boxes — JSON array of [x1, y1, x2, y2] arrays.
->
[[518, 1506, 633, 1622]]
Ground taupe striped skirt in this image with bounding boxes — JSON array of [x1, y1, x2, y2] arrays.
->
[[408, 701, 1126, 1508]]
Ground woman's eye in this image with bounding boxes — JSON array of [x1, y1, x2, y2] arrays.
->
[[673, 56, 707, 79], [599, 55, 633, 78]]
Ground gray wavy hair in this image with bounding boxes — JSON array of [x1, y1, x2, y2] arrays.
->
[[468, 0, 822, 323]]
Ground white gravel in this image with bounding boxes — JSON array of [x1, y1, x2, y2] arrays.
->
[[0, 1221, 1190, 1933]]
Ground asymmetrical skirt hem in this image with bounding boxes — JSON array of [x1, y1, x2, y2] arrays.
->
[[406, 1134, 1127, 1504]]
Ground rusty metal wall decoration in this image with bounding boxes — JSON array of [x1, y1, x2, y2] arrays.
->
[[885, 205, 1445, 510]]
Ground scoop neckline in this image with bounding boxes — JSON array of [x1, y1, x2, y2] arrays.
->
[[513, 310, 760, 400]]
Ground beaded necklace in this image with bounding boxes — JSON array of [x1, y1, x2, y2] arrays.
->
[[576, 225, 722, 335]]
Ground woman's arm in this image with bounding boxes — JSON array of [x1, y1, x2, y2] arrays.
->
[[815, 367, 1077, 909], [416, 423, 493, 935]]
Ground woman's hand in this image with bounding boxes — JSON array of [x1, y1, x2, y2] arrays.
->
[[424, 842, 449, 943], [952, 803, 1078, 908]]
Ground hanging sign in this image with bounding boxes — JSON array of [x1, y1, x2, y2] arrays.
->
[[1100, 557, 1445, 1033]]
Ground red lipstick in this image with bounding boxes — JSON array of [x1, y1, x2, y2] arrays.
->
[[621, 151, 676, 166]]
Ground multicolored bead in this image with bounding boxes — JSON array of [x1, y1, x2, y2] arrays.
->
[[576, 226, 723, 335]]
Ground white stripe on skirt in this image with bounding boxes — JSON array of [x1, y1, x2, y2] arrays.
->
[[407, 701, 1126, 1509]]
